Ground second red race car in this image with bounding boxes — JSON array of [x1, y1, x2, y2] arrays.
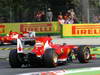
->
[[0, 31, 35, 46], [9, 36, 92, 68]]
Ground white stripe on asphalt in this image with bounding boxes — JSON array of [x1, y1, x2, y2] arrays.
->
[[17, 67, 100, 75], [60, 67, 100, 75]]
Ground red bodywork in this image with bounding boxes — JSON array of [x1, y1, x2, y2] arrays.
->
[[31, 36, 78, 61], [0, 32, 23, 44]]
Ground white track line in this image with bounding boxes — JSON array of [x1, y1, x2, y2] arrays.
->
[[17, 67, 100, 75]]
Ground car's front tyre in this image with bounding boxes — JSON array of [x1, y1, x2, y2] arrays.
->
[[77, 45, 91, 63]]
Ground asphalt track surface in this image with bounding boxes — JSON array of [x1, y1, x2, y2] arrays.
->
[[1, 36, 100, 75], [0, 58, 100, 75]]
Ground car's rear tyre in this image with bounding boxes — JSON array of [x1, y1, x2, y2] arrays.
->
[[9, 49, 22, 68], [43, 48, 58, 67], [77, 45, 91, 63]]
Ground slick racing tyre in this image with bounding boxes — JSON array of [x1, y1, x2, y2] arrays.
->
[[43, 48, 58, 67], [77, 45, 91, 63], [9, 49, 22, 68]]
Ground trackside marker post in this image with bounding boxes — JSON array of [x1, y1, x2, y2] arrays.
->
[[17, 38, 23, 53]]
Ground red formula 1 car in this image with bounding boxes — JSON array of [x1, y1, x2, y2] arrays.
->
[[9, 36, 91, 68], [0, 32, 21, 45], [0, 31, 35, 45]]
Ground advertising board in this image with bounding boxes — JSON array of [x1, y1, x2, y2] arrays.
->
[[0, 22, 60, 34], [62, 24, 100, 37]]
